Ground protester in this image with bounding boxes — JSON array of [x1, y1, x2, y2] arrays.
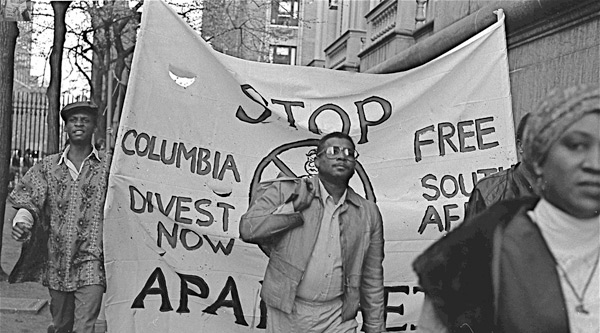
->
[[240, 132, 385, 333], [413, 84, 600, 332], [463, 113, 537, 222], [8, 101, 111, 333]]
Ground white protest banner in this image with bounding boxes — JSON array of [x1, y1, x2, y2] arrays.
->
[[104, 1, 515, 331]]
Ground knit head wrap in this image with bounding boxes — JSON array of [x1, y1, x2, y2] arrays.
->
[[523, 84, 600, 170]]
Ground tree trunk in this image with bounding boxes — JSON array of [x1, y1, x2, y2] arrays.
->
[[0, 21, 19, 280], [46, 1, 71, 154]]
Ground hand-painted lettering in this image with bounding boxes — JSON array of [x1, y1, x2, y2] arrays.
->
[[132, 269, 424, 330], [176, 273, 210, 313], [235, 84, 393, 144], [420, 172, 478, 201], [271, 99, 304, 128], [132, 270, 259, 327], [383, 285, 423, 331], [131, 267, 173, 312], [129, 185, 235, 232], [235, 84, 272, 123], [417, 203, 465, 234], [414, 117, 500, 162], [475, 117, 499, 150], [120, 130, 241, 182], [355, 96, 392, 144], [308, 103, 351, 135], [203, 276, 248, 326], [418, 167, 508, 233], [157, 222, 235, 255]]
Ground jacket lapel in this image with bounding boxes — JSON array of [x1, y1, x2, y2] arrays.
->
[[497, 209, 569, 332]]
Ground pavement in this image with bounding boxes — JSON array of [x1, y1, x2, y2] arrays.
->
[[0, 206, 52, 333], [0, 204, 108, 333]]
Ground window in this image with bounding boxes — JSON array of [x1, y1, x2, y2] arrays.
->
[[271, 0, 299, 26], [269, 45, 296, 65]]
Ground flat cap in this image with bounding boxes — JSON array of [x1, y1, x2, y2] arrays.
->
[[60, 101, 99, 122]]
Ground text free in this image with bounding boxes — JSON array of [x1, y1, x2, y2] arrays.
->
[[414, 116, 499, 162]]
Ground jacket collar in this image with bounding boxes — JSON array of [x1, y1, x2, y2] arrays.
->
[[344, 187, 362, 207], [313, 176, 362, 208]]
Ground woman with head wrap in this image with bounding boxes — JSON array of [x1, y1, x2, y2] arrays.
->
[[412, 84, 599, 333]]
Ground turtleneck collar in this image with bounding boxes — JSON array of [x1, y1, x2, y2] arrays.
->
[[528, 198, 599, 258]]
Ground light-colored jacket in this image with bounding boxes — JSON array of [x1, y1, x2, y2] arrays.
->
[[240, 176, 385, 333]]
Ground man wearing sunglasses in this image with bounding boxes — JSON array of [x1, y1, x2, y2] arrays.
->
[[240, 132, 385, 333]]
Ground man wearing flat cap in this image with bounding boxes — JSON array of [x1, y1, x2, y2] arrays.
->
[[7, 101, 111, 333]]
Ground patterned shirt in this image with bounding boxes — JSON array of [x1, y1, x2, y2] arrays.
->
[[9, 146, 111, 291]]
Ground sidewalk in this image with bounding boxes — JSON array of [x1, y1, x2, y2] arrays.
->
[[0, 207, 52, 332]]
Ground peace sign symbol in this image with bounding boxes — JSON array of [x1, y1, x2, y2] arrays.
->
[[249, 139, 376, 204]]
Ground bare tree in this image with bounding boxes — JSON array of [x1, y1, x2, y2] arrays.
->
[[54, 0, 295, 149], [166, 0, 203, 32], [201, 0, 273, 62], [64, 0, 141, 148], [0, 21, 19, 281], [46, 1, 71, 155]]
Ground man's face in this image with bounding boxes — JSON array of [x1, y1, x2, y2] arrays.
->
[[65, 112, 96, 145], [315, 137, 356, 184]]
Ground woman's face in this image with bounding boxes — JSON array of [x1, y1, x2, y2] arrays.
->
[[534, 112, 600, 218]]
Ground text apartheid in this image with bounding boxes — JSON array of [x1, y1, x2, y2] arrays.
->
[[132, 267, 423, 330], [121, 129, 241, 182]]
